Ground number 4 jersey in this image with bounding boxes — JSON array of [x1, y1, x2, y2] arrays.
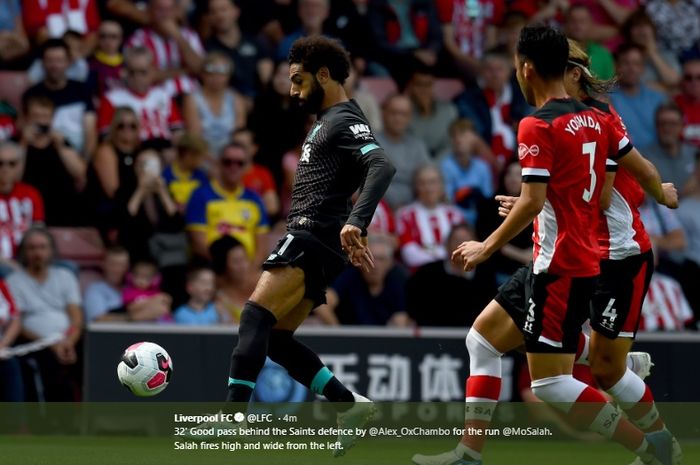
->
[[518, 98, 632, 277]]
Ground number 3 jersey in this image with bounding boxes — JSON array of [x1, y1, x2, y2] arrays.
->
[[518, 98, 632, 277]]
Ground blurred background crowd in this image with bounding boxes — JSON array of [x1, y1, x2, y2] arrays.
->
[[0, 0, 700, 402]]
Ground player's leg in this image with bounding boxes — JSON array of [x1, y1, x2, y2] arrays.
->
[[227, 266, 306, 402]]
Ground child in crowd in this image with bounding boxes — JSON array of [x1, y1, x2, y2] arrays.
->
[[173, 267, 225, 325], [123, 260, 172, 322]]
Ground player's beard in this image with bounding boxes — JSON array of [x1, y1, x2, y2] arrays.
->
[[296, 77, 325, 114]]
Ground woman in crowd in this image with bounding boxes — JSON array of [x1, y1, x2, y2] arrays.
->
[[210, 235, 259, 324]]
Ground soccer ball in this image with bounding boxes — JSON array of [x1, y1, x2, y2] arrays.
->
[[117, 342, 173, 397]]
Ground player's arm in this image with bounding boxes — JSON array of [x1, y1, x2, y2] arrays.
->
[[616, 147, 678, 208]]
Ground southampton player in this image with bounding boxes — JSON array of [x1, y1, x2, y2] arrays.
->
[[224, 37, 395, 454], [413, 26, 676, 465]]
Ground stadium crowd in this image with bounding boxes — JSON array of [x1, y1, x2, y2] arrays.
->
[[0, 0, 700, 401]]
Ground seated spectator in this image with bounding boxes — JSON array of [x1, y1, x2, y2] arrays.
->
[[0, 277, 22, 401], [646, 0, 700, 58], [0, 0, 30, 68], [0, 141, 44, 270], [639, 196, 686, 278], [87, 20, 125, 98], [407, 223, 496, 326], [22, 39, 97, 157], [21, 95, 87, 226], [121, 260, 173, 322], [376, 94, 430, 209], [125, 0, 204, 94], [277, 0, 331, 62], [453, 47, 530, 168], [316, 234, 411, 326], [565, 4, 615, 80], [204, 0, 273, 98], [183, 51, 247, 157], [678, 162, 700, 325], [28, 30, 90, 84], [7, 227, 83, 401], [98, 46, 185, 144], [344, 63, 383, 132], [620, 9, 681, 92], [84, 246, 172, 322], [210, 236, 259, 323], [22, 0, 100, 54], [609, 43, 667, 150], [367, 0, 442, 87], [675, 58, 700, 149], [368, 199, 396, 240], [174, 267, 226, 325], [643, 102, 697, 195], [396, 164, 463, 268], [441, 119, 494, 225], [405, 64, 458, 157], [476, 160, 532, 284], [162, 133, 209, 212], [186, 143, 270, 264], [234, 128, 280, 219]]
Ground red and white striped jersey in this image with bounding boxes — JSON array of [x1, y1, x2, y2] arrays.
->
[[587, 99, 652, 260], [125, 27, 204, 95], [639, 273, 694, 331], [98, 85, 183, 140], [368, 199, 395, 236], [0, 183, 44, 261], [396, 201, 463, 268], [518, 98, 632, 277]]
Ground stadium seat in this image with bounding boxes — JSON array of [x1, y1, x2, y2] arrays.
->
[[48, 227, 106, 268], [359, 77, 398, 104], [0, 71, 30, 111], [434, 78, 465, 101]]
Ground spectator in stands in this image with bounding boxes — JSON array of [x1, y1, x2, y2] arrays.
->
[[22, 0, 100, 54], [343, 63, 383, 132], [367, 0, 442, 86], [0, 277, 22, 401], [104, 0, 150, 33], [405, 64, 458, 157], [326, 0, 374, 66], [316, 234, 411, 326], [0, 0, 30, 68], [280, 115, 316, 216], [678, 161, 700, 324], [440, 118, 494, 225], [453, 47, 530, 168], [234, 128, 280, 219], [610, 43, 667, 150], [125, 0, 204, 94], [476, 160, 532, 284], [8, 227, 83, 401], [406, 223, 496, 326], [87, 20, 125, 98], [211, 235, 259, 324], [565, 5, 615, 80], [21, 95, 87, 226], [675, 58, 700, 148], [98, 46, 186, 144], [184, 51, 247, 158], [646, 0, 700, 57], [396, 164, 463, 268], [433, 0, 503, 79], [28, 30, 90, 84], [0, 141, 44, 271], [22, 39, 97, 157], [277, 0, 331, 61], [186, 142, 270, 264], [174, 267, 226, 325], [376, 94, 430, 209], [162, 133, 209, 212], [643, 102, 697, 195], [368, 198, 396, 241], [620, 9, 681, 92], [121, 260, 171, 322], [204, 0, 274, 98], [639, 196, 686, 278], [84, 246, 171, 322]]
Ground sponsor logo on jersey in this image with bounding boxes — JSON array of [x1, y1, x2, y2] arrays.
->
[[300, 143, 311, 162], [349, 123, 373, 140], [518, 143, 540, 160]]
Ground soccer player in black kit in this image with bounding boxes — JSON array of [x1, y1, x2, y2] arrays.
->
[[224, 36, 395, 455]]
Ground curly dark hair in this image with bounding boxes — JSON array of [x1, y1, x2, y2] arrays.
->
[[288, 36, 351, 84], [517, 24, 569, 80]]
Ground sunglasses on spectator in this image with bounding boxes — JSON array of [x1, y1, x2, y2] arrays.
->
[[221, 158, 247, 167], [127, 68, 150, 76], [204, 63, 231, 74], [0, 159, 19, 168], [117, 121, 138, 130], [684, 74, 700, 82], [99, 32, 121, 40]]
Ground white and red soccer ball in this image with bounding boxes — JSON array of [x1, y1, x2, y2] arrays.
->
[[117, 342, 173, 396]]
